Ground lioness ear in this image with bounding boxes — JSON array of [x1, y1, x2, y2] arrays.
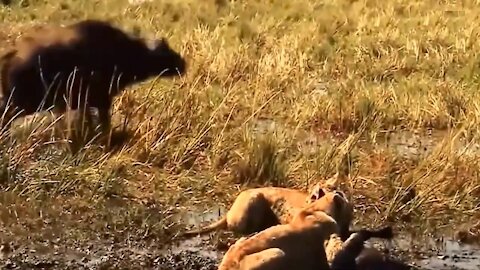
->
[[309, 186, 326, 202]]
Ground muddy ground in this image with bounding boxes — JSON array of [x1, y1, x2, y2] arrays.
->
[[1, 237, 479, 270], [1, 206, 480, 270]]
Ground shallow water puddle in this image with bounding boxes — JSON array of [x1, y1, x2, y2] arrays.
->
[[162, 237, 220, 260], [166, 205, 227, 259], [378, 233, 480, 270], [412, 238, 480, 270], [175, 205, 226, 227], [251, 118, 480, 159]]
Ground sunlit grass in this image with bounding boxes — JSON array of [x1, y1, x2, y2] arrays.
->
[[0, 0, 480, 249]]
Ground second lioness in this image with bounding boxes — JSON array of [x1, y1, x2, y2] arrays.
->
[[182, 185, 333, 237], [217, 190, 353, 270]]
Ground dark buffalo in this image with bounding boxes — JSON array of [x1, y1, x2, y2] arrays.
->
[[331, 226, 415, 270], [0, 19, 186, 134]]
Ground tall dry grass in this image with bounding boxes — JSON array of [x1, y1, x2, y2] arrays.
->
[[0, 0, 479, 245]]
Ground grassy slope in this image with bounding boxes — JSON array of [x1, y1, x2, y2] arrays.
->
[[0, 0, 480, 248]]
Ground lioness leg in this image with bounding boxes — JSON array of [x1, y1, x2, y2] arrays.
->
[[239, 248, 285, 270], [226, 192, 280, 235]]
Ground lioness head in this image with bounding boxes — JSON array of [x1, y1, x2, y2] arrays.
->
[[307, 173, 347, 204], [307, 183, 327, 204], [304, 189, 353, 241]]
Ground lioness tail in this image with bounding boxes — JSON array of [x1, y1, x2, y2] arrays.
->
[[181, 216, 228, 237]]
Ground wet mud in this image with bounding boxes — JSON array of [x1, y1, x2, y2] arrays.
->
[[1, 245, 219, 270], [1, 206, 480, 269], [406, 237, 480, 270], [0, 206, 226, 270]]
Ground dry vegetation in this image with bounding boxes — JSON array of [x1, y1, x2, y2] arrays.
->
[[1, 0, 480, 259]]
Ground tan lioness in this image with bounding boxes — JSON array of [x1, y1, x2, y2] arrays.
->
[[217, 190, 353, 270], [182, 174, 345, 238], [181, 186, 328, 237], [220, 225, 398, 270]]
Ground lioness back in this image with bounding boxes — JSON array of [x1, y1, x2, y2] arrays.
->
[[250, 187, 313, 223], [183, 187, 315, 237], [218, 213, 338, 270]]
